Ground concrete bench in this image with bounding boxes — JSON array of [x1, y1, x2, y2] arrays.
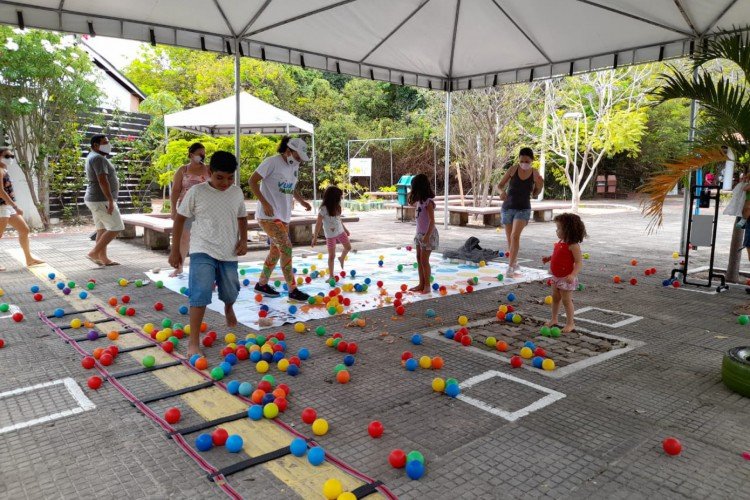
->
[[251, 215, 360, 246], [120, 214, 174, 250], [386, 203, 416, 221], [445, 203, 569, 226]]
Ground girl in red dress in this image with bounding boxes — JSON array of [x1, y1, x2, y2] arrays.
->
[[542, 213, 587, 332]]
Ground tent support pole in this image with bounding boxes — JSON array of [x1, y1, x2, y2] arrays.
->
[[233, 37, 241, 185], [312, 132, 317, 204], [443, 90, 452, 229], [679, 68, 699, 254]]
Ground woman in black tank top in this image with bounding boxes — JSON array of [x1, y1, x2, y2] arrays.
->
[[498, 147, 544, 277]]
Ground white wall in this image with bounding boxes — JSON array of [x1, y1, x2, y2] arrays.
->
[[7, 159, 43, 229], [96, 67, 137, 112]]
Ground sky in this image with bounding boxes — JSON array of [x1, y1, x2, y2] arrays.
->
[[84, 36, 146, 70]]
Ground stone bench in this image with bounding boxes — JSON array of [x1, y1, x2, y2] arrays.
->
[[445, 203, 569, 226], [386, 203, 417, 221]]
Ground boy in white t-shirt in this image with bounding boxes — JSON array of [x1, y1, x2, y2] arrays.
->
[[169, 151, 247, 356]]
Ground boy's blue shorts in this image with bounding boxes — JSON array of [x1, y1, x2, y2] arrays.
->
[[187, 253, 240, 307]]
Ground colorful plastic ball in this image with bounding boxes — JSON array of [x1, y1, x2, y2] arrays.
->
[[507, 293, 516, 302], [389, 449, 407, 468], [247, 404, 263, 420], [510, 355, 523, 368], [343, 354, 355, 367], [460, 335, 472, 346], [195, 433, 213, 451], [189, 354, 201, 366], [524, 341, 536, 349], [540, 326, 551, 337], [542, 359, 556, 371], [520, 347, 533, 359], [142, 355, 156, 368], [497, 341, 509, 352], [237, 382, 252, 397], [396, 306, 405, 316], [406, 460, 425, 480], [99, 353, 113, 366], [613, 275, 621, 284], [226, 380, 241, 395], [294, 322, 306, 333], [336, 370, 351, 384], [56, 282, 65, 290], [30, 284, 40, 293], [62, 287, 71, 295], [431, 356, 444, 369], [286, 364, 300, 376], [164, 407, 181, 424], [738, 315, 749, 325], [307, 446, 325, 466], [629, 278, 638, 286], [226, 435, 244, 453], [532, 356, 544, 369], [405, 358, 418, 371], [419, 356, 432, 369], [662, 437, 682, 456], [444, 383, 460, 398], [432, 377, 446, 392], [209, 366, 224, 380], [288, 305, 298, 315], [195, 357, 208, 370], [411, 334, 422, 345], [444, 329, 455, 340], [290, 437, 308, 457], [550, 327, 562, 338], [211, 428, 229, 446], [298, 348, 310, 360], [81, 356, 95, 369], [301, 407, 318, 425], [322, 478, 342, 499], [87, 376, 102, 390], [672, 280, 681, 288], [458, 315, 468, 326], [485, 337, 497, 348], [312, 418, 329, 436]]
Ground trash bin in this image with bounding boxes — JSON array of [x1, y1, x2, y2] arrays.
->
[[397, 175, 415, 206]]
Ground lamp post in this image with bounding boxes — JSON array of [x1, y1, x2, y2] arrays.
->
[[563, 112, 583, 208]]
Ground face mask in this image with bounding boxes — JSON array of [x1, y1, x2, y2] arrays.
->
[[519, 162, 532, 171], [286, 154, 299, 167], [193, 155, 204, 164], [98, 143, 112, 155]]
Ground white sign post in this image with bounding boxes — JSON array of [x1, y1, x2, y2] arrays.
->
[[349, 158, 372, 177]]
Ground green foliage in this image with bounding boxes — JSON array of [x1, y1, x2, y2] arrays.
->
[[318, 163, 365, 197], [378, 185, 397, 192]]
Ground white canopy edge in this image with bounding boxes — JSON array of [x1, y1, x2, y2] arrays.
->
[[0, 0, 747, 90]]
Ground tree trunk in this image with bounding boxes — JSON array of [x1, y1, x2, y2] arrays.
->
[[726, 223, 743, 284]]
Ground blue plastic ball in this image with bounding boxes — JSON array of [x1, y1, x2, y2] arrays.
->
[[260, 304, 270, 312], [242, 278, 250, 286], [226, 434, 243, 453], [277, 341, 287, 351], [179, 305, 189, 315], [425, 309, 436, 318], [237, 339, 246, 346], [444, 329, 455, 340], [350, 270, 356, 277], [411, 334, 422, 345], [298, 348, 310, 360], [290, 437, 308, 457], [364, 278, 371, 285], [250, 351, 262, 362], [272, 351, 285, 362], [286, 364, 300, 376], [405, 358, 418, 371], [343, 354, 355, 366], [245, 337, 257, 346], [311, 271, 319, 279], [47, 272, 55, 280], [505, 313, 514, 322], [78, 291, 88, 299], [507, 293, 516, 302], [282, 283, 288, 291], [662, 279, 672, 287], [30, 285, 40, 293], [261, 352, 273, 362], [524, 341, 536, 349], [226, 380, 241, 394], [195, 433, 213, 451], [307, 446, 325, 466], [182, 288, 190, 296], [224, 353, 238, 366], [354, 284, 362, 292], [498, 251, 505, 257], [445, 383, 460, 397], [56, 282, 65, 290], [532, 356, 544, 369], [406, 460, 425, 480], [53, 308, 65, 318], [189, 354, 201, 366], [247, 404, 263, 420], [292, 267, 297, 274], [378, 260, 384, 267], [432, 283, 439, 290], [238, 382, 253, 396], [288, 305, 298, 314], [219, 361, 232, 376]]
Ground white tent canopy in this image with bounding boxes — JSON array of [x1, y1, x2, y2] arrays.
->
[[164, 92, 313, 136], [1, 1, 749, 89]]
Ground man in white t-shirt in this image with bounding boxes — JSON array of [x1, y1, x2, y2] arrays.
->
[[169, 151, 247, 356], [249, 137, 312, 302]]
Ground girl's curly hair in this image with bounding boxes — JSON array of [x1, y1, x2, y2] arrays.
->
[[554, 213, 587, 244]]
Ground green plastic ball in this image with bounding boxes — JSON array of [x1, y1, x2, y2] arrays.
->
[[332, 338, 341, 347], [329, 279, 336, 287], [239, 269, 246, 275], [577, 283, 585, 291], [179, 287, 187, 294], [155, 280, 164, 288], [328, 306, 337, 315], [550, 327, 562, 338], [540, 326, 551, 337], [118, 306, 127, 316], [406, 450, 425, 464], [430, 275, 434, 282], [413, 262, 418, 269], [142, 355, 156, 368], [738, 315, 749, 325], [67, 281, 76, 289], [161, 318, 172, 328], [0, 303, 9, 312], [497, 274, 504, 281], [173, 323, 184, 331], [168, 336, 179, 347], [210, 366, 224, 380], [308, 296, 317, 305], [86, 282, 95, 290], [261, 374, 276, 385], [316, 326, 326, 336], [302, 268, 308, 275], [334, 363, 347, 373], [446, 377, 458, 387], [397, 264, 404, 272], [472, 277, 479, 285], [135, 279, 143, 287], [256, 335, 266, 346], [274, 280, 282, 287]]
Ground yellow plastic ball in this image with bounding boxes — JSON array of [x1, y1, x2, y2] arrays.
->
[[246, 333, 257, 340], [297, 277, 304, 285], [338, 492, 357, 500], [294, 322, 306, 333], [379, 255, 385, 260], [544, 296, 553, 305], [512, 314, 522, 324], [336, 305, 344, 314], [479, 260, 486, 267], [311, 265, 317, 271], [325, 338, 335, 347], [70, 318, 82, 329], [263, 402, 279, 419], [161, 328, 173, 337], [183, 325, 191, 335], [155, 330, 169, 342], [498, 305, 508, 314], [261, 345, 273, 354], [458, 315, 468, 326], [256, 360, 269, 373], [143, 323, 155, 334], [227, 342, 237, 350], [277, 359, 290, 372], [317, 253, 323, 259], [312, 418, 329, 436], [419, 355, 432, 369], [485, 337, 497, 348], [432, 377, 446, 392], [119, 278, 128, 287], [249, 344, 261, 353], [0, 288, 4, 297], [224, 333, 236, 344], [520, 347, 533, 359], [542, 359, 556, 371], [322, 479, 343, 500]]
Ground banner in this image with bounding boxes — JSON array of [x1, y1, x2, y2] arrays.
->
[[349, 158, 372, 177]]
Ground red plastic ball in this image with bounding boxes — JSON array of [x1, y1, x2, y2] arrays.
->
[[289, 356, 301, 367], [388, 449, 407, 468], [630, 278, 638, 286], [510, 355, 523, 368], [305, 276, 312, 283], [275, 332, 285, 341], [400, 284, 408, 292], [277, 383, 291, 396], [343, 298, 351, 306], [272, 343, 284, 353], [87, 376, 102, 390], [161, 341, 174, 353], [99, 353, 113, 366], [33, 293, 43, 301], [164, 407, 181, 424], [236, 347, 249, 360], [207, 331, 218, 340], [396, 306, 405, 316], [81, 356, 96, 369], [332, 332, 343, 339], [393, 299, 402, 309], [401, 351, 413, 361], [376, 281, 384, 288], [466, 285, 474, 293], [301, 407, 317, 424], [347, 343, 358, 355], [534, 347, 547, 357], [221, 346, 234, 356], [0, 339, 5, 348], [460, 335, 472, 346], [121, 295, 130, 304], [337, 341, 349, 353], [202, 336, 214, 347], [274, 397, 288, 412], [12, 312, 23, 322], [258, 310, 268, 318], [662, 437, 682, 456], [126, 307, 136, 316], [258, 380, 272, 393], [173, 329, 184, 339], [340, 271, 346, 278], [395, 292, 403, 300], [106, 345, 118, 357], [368, 420, 384, 438], [672, 280, 681, 288], [212, 428, 229, 446], [154, 302, 164, 311]]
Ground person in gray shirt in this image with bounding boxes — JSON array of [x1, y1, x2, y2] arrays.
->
[[84, 134, 124, 266]]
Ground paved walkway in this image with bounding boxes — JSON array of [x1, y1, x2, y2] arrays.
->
[[0, 197, 748, 499]]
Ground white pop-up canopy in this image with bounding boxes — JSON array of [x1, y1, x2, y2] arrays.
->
[[165, 92, 313, 136]]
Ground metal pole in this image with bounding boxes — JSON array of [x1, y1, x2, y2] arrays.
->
[[433, 141, 438, 193], [233, 37, 241, 185], [679, 67, 700, 254], [444, 91, 452, 229], [389, 139, 394, 186], [311, 132, 317, 205], [346, 141, 351, 201]]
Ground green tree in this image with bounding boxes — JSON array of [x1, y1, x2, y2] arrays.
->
[[0, 28, 100, 227]]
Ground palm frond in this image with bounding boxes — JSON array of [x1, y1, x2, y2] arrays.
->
[[639, 149, 726, 233], [693, 29, 750, 86]]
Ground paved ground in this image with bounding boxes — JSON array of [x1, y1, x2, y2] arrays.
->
[[0, 197, 749, 499]]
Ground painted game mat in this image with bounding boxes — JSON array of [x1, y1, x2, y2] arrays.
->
[[146, 247, 550, 331]]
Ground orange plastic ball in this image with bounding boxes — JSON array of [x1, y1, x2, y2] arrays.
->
[[107, 331, 119, 340], [195, 357, 208, 370], [496, 341, 509, 352], [336, 370, 351, 384], [431, 356, 444, 369]]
